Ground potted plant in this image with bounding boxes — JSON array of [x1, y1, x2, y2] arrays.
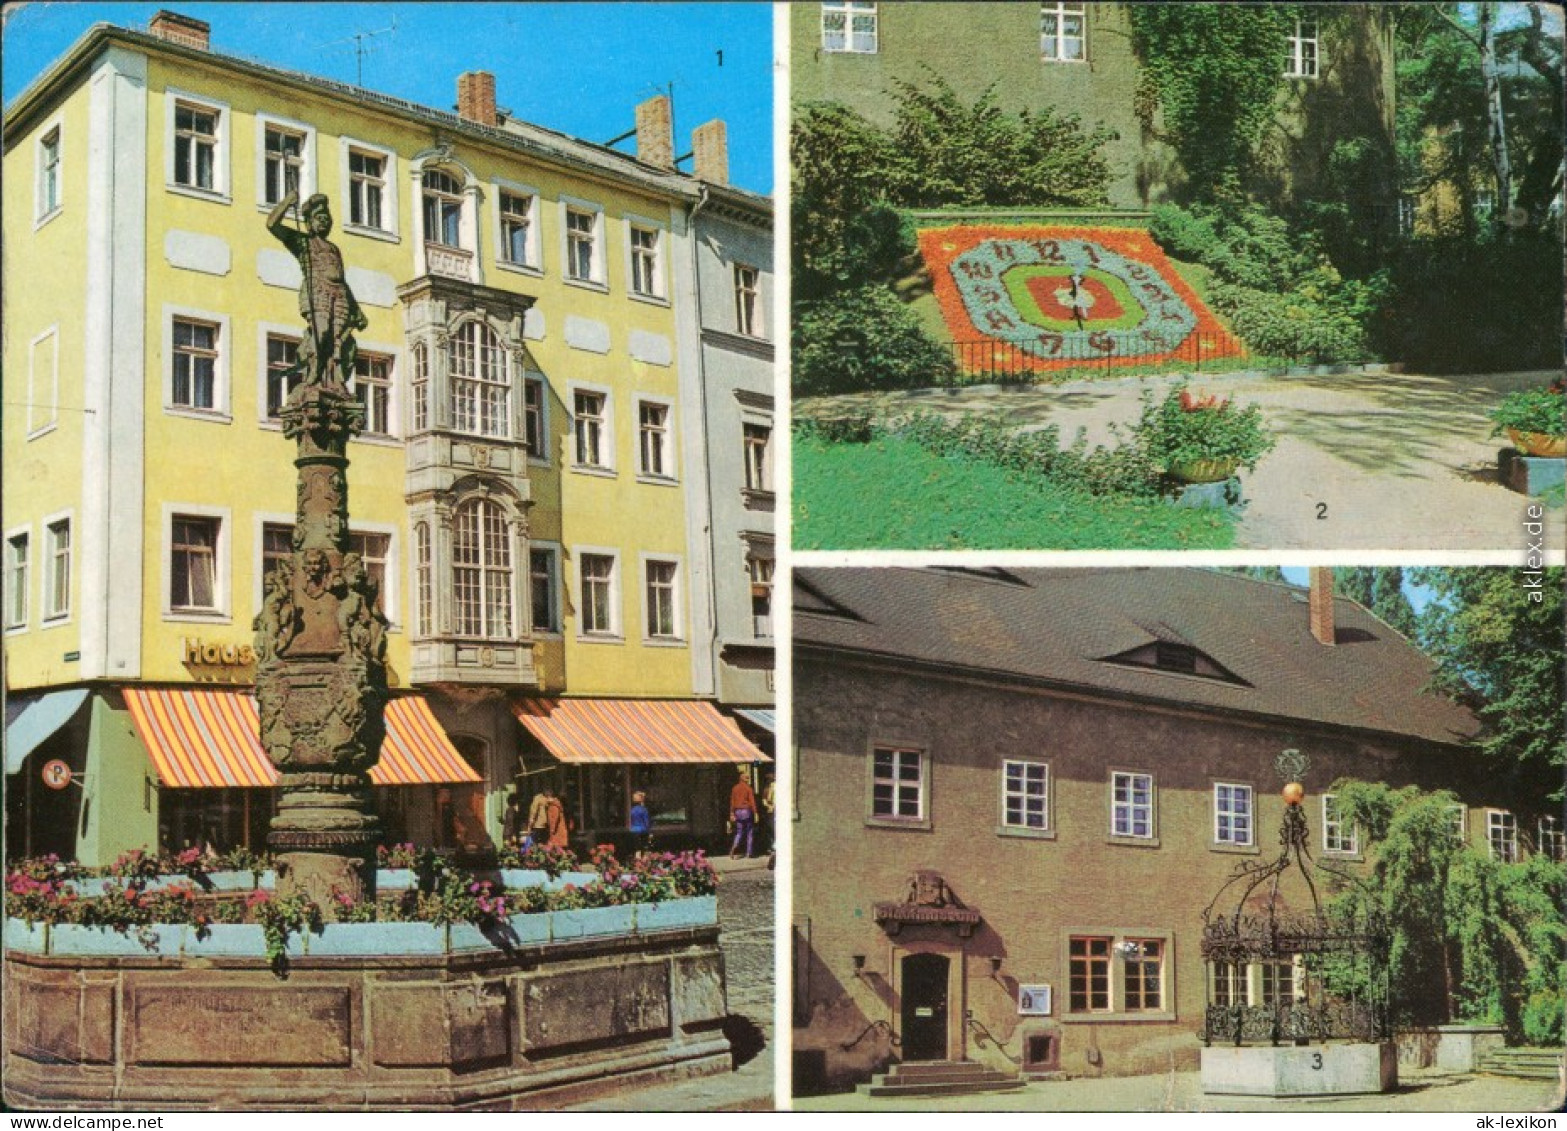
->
[[1490, 382, 1566, 458], [1134, 385, 1275, 483]]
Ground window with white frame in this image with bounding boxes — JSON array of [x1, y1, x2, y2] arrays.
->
[[1448, 804, 1468, 842], [349, 531, 390, 615], [5, 532, 29, 630], [1286, 18, 1319, 78], [261, 522, 292, 583], [1003, 760, 1050, 831], [43, 518, 70, 621], [172, 317, 220, 411], [1069, 937, 1112, 1012], [414, 521, 432, 637], [1487, 809, 1518, 862], [523, 375, 547, 459], [1538, 816, 1565, 863], [638, 401, 673, 478], [37, 126, 61, 219], [734, 264, 761, 336], [870, 746, 923, 821], [422, 168, 464, 248], [565, 206, 599, 282], [743, 423, 773, 493], [451, 498, 513, 639], [1322, 793, 1358, 854], [822, 1, 877, 53], [1123, 940, 1164, 1011], [1111, 771, 1155, 839], [1259, 960, 1296, 1006], [351, 352, 393, 437], [748, 552, 774, 638], [264, 333, 300, 420], [573, 389, 610, 469], [261, 124, 305, 205], [1041, 3, 1087, 62], [579, 553, 619, 636], [629, 224, 663, 298], [347, 147, 387, 230], [1211, 960, 1241, 1008], [499, 190, 537, 268], [409, 342, 429, 433], [643, 558, 680, 640], [449, 321, 509, 438], [529, 545, 560, 633], [1214, 783, 1253, 846], [28, 327, 59, 436], [172, 99, 220, 191], [170, 515, 219, 612]]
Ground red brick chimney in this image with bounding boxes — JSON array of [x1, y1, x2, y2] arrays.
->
[[1309, 567, 1336, 647], [457, 71, 498, 128], [693, 120, 729, 185], [149, 10, 210, 51], [635, 95, 675, 170]]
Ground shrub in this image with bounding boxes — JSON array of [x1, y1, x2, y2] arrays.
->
[[1489, 383, 1566, 439], [1210, 282, 1370, 363], [496, 841, 579, 877], [794, 409, 877, 445], [793, 286, 956, 397], [1129, 385, 1275, 472]]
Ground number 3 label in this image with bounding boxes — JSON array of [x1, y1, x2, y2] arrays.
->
[[1310, 1052, 1323, 1070]]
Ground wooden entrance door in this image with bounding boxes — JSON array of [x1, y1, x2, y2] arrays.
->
[[900, 952, 950, 1061]]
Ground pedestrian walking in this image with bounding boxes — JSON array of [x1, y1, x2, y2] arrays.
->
[[729, 768, 757, 859], [527, 786, 552, 848], [545, 790, 571, 850], [629, 790, 652, 857]]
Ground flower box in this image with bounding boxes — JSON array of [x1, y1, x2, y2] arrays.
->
[[182, 923, 270, 958], [634, 896, 718, 934], [307, 921, 445, 957], [4, 917, 50, 953], [377, 869, 416, 891], [499, 869, 551, 889], [548, 871, 600, 890], [502, 911, 552, 947], [49, 923, 184, 957], [551, 904, 635, 941]]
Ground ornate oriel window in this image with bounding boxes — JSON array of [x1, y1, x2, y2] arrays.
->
[[451, 498, 513, 639], [449, 321, 509, 438]]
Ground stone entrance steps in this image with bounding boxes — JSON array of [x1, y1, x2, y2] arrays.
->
[[1475, 1048, 1564, 1081], [861, 1060, 1026, 1098]]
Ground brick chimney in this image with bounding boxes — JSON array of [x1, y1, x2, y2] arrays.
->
[[635, 95, 675, 170], [692, 120, 729, 185], [149, 10, 210, 51], [457, 71, 498, 128], [1309, 567, 1336, 647]]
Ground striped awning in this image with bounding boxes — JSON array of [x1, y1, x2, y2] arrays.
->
[[513, 698, 769, 765], [733, 708, 776, 734], [123, 689, 479, 788]]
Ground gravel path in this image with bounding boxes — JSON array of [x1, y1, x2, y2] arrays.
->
[[799, 367, 1564, 552]]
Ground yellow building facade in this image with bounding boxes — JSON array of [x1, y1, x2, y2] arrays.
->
[[3, 12, 770, 864]]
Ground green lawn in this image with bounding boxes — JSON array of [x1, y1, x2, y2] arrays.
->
[[794, 434, 1236, 550]]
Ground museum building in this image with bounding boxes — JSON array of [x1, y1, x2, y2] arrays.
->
[[790, 567, 1562, 1092], [2, 11, 773, 865]]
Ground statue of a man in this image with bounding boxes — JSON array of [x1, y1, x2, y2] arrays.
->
[[267, 189, 367, 388]]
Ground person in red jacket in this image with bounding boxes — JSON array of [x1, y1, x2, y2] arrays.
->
[[729, 768, 757, 859]]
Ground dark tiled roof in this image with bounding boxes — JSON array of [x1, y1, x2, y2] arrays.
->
[[794, 568, 1480, 749]]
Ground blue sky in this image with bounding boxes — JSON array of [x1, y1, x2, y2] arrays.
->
[[1279, 567, 1434, 616], [1, 2, 774, 194]]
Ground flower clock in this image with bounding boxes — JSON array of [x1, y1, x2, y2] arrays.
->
[[919, 225, 1241, 373]]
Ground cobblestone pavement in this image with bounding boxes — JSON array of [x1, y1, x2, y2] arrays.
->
[[567, 856, 776, 1111], [792, 1066, 1565, 1113], [800, 367, 1562, 552]]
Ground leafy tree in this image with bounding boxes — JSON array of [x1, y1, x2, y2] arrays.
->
[[1334, 567, 1417, 638], [1329, 781, 1565, 1041], [793, 287, 955, 398], [1216, 566, 1292, 584], [791, 102, 901, 298], [1410, 567, 1566, 800]]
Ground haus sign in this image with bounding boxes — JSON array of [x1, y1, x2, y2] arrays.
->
[[181, 637, 257, 667]]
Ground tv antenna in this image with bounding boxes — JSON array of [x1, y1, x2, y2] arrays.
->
[[317, 17, 398, 88]]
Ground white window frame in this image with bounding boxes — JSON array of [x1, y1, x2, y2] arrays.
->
[[1286, 17, 1319, 79], [339, 137, 399, 240], [746, 545, 775, 640], [254, 112, 316, 210], [560, 197, 606, 289], [574, 546, 623, 641], [639, 554, 684, 644], [35, 116, 63, 227], [733, 263, 762, 338], [165, 88, 230, 202], [350, 346, 397, 441], [1448, 803, 1468, 843], [422, 166, 467, 249], [27, 325, 59, 439], [634, 395, 676, 482], [40, 511, 72, 625], [5, 526, 31, 633], [1322, 793, 1359, 855], [1110, 770, 1156, 841], [1487, 809, 1518, 863], [495, 181, 541, 275], [1001, 758, 1051, 834], [448, 319, 511, 439], [1040, 2, 1088, 63], [255, 322, 301, 425], [1213, 782, 1254, 847], [624, 214, 667, 302], [164, 304, 232, 421], [1538, 816, 1565, 863], [743, 421, 773, 494], [822, 1, 878, 54], [868, 743, 927, 826], [450, 496, 517, 641], [161, 503, 230, 622], [412, 520, 433, 638], [528, 540, 562, 636], [522, 371, 550, 465], [570, 382, 616, 474]]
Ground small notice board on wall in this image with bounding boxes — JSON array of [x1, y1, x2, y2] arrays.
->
[[1017, 984, 1052, 1015]]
